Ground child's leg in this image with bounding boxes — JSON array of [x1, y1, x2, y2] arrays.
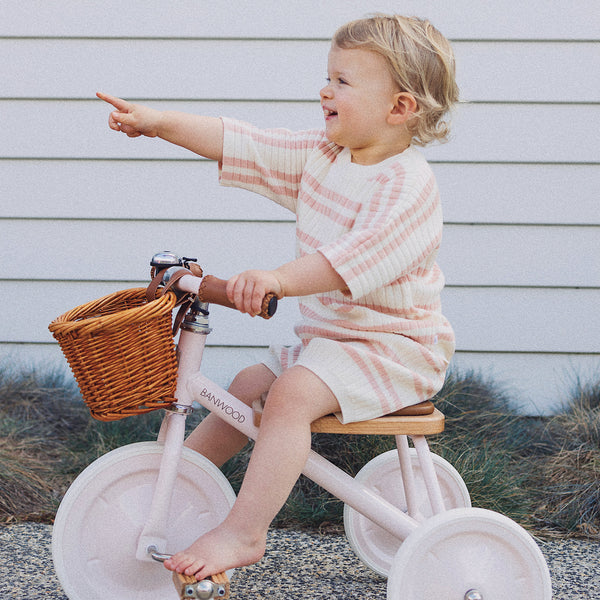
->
[[184, 363, 276, 467], [164, 365, 340, 580]]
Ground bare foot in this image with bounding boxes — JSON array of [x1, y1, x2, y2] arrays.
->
[[163, 522, 266, 580]]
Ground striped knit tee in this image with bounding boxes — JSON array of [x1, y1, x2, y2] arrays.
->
[[219, 117, 455, 423]]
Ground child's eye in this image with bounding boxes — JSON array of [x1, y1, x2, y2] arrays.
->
[[325, 77, 348, 85]]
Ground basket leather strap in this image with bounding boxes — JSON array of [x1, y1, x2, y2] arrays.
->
[[145, 268, 197, 336], [171, 301, 191, 337], [145, 268, 192, 302], [146, 268, 170, 303]]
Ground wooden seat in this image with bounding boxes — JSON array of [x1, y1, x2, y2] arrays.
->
[[252, 398, 444, 436]]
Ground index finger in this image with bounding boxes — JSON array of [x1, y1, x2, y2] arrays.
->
[[96, 92, 131, 112]]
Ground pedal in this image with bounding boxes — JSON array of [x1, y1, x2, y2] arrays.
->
[[172, 571, 229, 599]]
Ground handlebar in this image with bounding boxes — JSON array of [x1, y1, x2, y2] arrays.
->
[[150, 256, 277, 319], [196, 274, 278, 319]]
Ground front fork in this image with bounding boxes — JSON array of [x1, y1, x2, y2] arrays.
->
[[136, 298, 212, 563]]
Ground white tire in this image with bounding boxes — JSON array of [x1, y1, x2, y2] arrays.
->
[[387, 507, 552, 600], [52, 442, 236, 600], [344, 448, 470, 576]]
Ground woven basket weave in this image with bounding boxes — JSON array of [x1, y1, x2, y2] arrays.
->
[[48, 287, 178, 421]]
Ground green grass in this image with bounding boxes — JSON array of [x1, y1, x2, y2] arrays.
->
[[1, 364, 598, 540]]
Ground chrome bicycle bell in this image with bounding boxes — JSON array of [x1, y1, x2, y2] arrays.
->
[[150, 251, 183, 269]]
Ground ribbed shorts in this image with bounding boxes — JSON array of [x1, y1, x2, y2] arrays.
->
[[261, 336, 446, 424]]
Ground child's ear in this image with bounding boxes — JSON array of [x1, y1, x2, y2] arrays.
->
[[388, 92, 418, 125]]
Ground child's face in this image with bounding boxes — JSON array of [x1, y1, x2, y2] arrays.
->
[[321, 45, 401, 164]]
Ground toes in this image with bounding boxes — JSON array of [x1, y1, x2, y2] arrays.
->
[[165, 552, 195, 573], [184, 559, 206, 578], [193, 565, 212, 582], [163, 556, 182, 572], [163, 551, 210, 580]]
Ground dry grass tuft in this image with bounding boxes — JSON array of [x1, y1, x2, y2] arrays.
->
[[526, 383, 600, 538], [1, 364, 598, 538], [0, 427, 59, 522]]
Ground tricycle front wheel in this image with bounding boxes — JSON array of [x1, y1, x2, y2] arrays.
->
[[52, 442, 236, 600]]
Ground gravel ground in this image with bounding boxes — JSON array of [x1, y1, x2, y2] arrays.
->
[[1, 522, 598, 599]]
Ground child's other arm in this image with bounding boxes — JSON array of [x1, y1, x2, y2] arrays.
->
[[275, 253, 347, 298], [227, 253, 347, 317], [96, 92, 223, 161]]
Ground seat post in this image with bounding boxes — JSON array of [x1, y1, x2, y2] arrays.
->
[[411, 435, 446, 515], [395, 434, 425, 521]]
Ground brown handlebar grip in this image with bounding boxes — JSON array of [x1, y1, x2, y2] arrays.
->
[[197, 275, 277, 319]]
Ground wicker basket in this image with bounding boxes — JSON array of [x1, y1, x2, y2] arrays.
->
[[48, 287, 179, 421]]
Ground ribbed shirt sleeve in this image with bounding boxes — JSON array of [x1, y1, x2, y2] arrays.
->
[[218, 117, 327, 213]]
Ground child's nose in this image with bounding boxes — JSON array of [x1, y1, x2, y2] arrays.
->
[[320, 84, 333, 99]]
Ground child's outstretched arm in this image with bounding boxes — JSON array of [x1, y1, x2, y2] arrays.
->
[[96, 92, 223, 161], [227, 252, 347, 316]]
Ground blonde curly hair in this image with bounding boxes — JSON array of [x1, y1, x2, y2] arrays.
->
[[333, 14, 459, 146]]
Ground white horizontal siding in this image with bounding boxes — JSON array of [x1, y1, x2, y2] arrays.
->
[[1, 0, 598, 39], [451, 352, 600, 414], [2, 220, 598, 288], [0, 344, 269, 396], [1, 220, 296, 281], [440, 225, 600, 287], [1, 0, 598, 414], [444, 287, 600, 353], [1, 160, 598, 225], [1, 343, 597, 416], [3, 281, 599, 356], [2, 39, 598, 102], [2, 280, 301, 348], [2, 101, 598, 163]]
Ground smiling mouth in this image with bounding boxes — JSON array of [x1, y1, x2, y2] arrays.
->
[[323, 108, 338, 119]]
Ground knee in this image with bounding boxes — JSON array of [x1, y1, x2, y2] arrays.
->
[[228, 364, 276, 408], [262, 369, 309, 418], [264, 366, 339, 423]]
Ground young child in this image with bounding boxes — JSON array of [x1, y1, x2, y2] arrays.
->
[[98, 14, 458, 581]]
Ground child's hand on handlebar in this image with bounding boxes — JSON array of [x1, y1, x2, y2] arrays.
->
[[97, 92, 163, 138], [226, 270, 283, 317]]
